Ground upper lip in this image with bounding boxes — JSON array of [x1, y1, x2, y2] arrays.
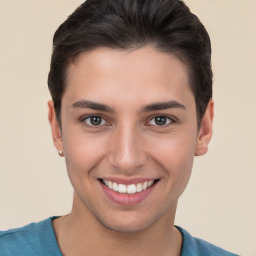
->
[[99, 177, 159, 185]]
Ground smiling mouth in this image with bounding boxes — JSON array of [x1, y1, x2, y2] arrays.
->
[[99, 179, 159, 194]]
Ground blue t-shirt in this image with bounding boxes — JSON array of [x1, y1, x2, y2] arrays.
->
[[0, 217, 238, 256]]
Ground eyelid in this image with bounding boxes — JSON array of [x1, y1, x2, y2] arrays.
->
[[79, 114, 177, 128], [146, 115, 177, 127], [80, 114, 110, 128]]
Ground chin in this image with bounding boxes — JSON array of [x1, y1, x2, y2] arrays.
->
[[96, 211, 162, 234], [101, 220, 150, 233]]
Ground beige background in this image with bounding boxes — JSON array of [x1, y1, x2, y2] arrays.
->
[[0, 0, 255, 255]]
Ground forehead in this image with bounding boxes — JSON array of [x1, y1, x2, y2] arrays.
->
[[64, 46, 194, 110], [68, 47, 190, 84]]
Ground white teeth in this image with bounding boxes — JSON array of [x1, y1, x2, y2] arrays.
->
[[113, 182, 118, 191], [147, 180, 154, 187], [136, 183, 143, 192], [118, 184, 127, 193], [127, 184, 136, 194], [142, 181, 148, 190], [107, 181, 113, 189], [102, 179, 156, 194]]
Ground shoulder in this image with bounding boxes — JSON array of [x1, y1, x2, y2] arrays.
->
[[176, 226, 239, 256], [0, 221, 41, 255], [0, 217, 62, 256]]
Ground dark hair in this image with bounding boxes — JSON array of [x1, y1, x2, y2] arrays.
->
[[48, 0, 212, 126]]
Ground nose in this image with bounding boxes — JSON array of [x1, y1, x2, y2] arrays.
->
[[108, 123, 147, 173]]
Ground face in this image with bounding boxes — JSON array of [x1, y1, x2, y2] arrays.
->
[[49, 46, 213, 233]]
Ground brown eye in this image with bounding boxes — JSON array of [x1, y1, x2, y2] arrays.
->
[[84, 116, 107, 127], [149, 116, 171, 126]]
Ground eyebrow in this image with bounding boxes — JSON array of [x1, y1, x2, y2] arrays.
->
[[142, 101, 186, 112], [72, 100, 114, 112], [71, 99, 186, 113]]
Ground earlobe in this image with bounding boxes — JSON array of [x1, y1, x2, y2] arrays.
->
[[195, 99, 214, 156], [48, 100, 64, 153]]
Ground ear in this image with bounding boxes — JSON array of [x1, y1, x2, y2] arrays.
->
[[195, 99, 214, 156], [48, 100, 64, 154]]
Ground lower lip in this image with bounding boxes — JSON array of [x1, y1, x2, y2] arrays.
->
[[100, 181, 157, 206]]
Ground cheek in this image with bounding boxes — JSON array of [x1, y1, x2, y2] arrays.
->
[[150, 131, 196, 163], [62, 128, 108, 179], [149, 132, 196, 189]]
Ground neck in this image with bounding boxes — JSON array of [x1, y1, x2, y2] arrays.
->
[[53, 194, 182, 256]]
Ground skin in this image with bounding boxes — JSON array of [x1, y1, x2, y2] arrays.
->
[[48, 46, 214, 256]]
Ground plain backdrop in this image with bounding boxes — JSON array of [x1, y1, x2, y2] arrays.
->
[[0, 1, 255, 255]]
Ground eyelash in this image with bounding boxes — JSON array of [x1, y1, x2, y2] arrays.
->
[[81, 115, 109, 128], [147, 116, 175, 127], [81, 114, 176, 128]]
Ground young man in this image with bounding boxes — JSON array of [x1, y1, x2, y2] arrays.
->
[[0, 0, 238, 255]]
